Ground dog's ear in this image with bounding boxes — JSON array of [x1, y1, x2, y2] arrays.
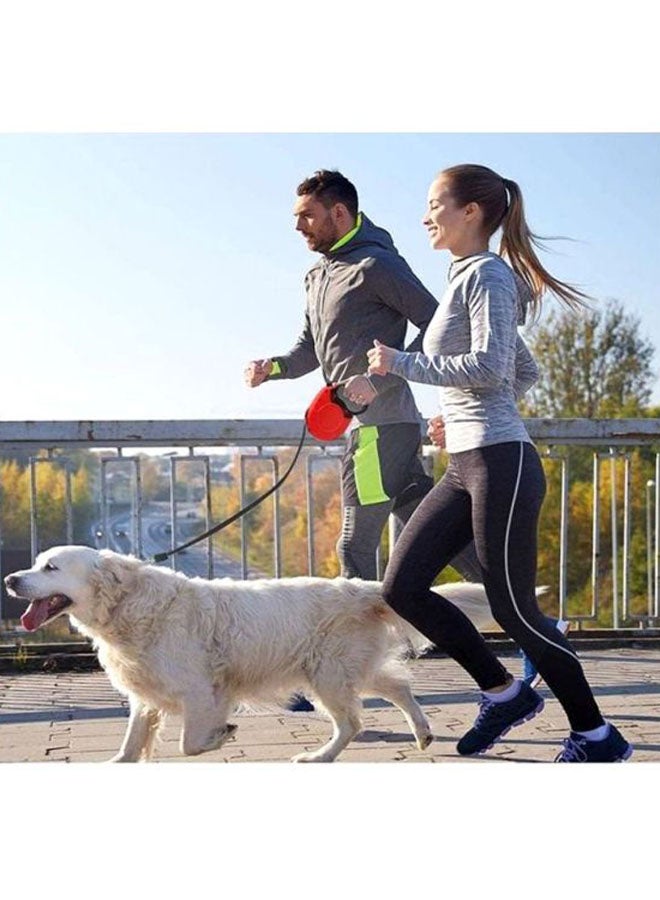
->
[[89, 552, 140, 627]]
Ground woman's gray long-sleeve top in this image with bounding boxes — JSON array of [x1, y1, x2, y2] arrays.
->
[[391, 252, 538, 453]]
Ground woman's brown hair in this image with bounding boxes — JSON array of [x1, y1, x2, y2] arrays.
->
[[442, 164, 590, 319]]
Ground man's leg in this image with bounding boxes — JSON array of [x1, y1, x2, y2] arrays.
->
[[336, 425, 396, 580], [288, 435, 391, 711], [336, 501, 393, 580]]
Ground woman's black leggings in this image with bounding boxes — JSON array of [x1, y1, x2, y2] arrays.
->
[[382, 440, 604, 732]]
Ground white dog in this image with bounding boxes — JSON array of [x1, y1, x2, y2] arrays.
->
[[5, 545, 497, 763]]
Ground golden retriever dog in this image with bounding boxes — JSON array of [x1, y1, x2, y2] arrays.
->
[[5, 545, 497, 763]]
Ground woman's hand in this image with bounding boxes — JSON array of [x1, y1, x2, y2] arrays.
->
[[367, 339, 398, 376], [427, 414, 446, 449]]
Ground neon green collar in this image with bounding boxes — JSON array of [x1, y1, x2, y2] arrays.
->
[[329, 212, 362, 252]]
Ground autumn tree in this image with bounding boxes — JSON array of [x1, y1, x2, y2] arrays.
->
[[209, 450, 343, 578], [0, 455, 95, 550]]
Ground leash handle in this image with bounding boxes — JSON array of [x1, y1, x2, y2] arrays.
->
[[152, 424, 308, 563]]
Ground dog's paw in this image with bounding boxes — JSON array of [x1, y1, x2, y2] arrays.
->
[[201, 722, 238, 753], [416, 731, 434, 751], [291, 749, 335, 763]]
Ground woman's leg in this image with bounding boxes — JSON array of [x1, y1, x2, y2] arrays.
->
[[382, 463, 511, 690], [466, 441, 604, 732]]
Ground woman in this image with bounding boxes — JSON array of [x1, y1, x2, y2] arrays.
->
[[365, 164, 631, 762]]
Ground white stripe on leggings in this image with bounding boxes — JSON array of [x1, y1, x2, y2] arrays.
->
[[504, 442, 579, 663]]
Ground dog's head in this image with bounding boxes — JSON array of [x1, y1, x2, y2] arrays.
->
[[4, 545, 140, 633]]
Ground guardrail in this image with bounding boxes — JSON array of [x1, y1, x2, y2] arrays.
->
[[1, 418, 659, 632]]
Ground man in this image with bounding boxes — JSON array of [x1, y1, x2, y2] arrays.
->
[[245, 169, 482, 583]]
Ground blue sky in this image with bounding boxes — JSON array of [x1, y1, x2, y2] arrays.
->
[[1, 132, 659, 422], [0, 133, 660, 420]]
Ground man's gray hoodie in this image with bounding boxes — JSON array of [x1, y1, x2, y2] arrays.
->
[[268, 214, 438, 427]]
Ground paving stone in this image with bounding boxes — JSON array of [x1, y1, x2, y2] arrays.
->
[[1, 649, 659, 763]]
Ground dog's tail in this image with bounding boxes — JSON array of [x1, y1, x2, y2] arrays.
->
[[384, 582, 550, 656]]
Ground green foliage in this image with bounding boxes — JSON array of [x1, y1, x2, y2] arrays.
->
[[513, 298, 658, 625], [521, 299, 655, 418], [533, 443, 657, 625]]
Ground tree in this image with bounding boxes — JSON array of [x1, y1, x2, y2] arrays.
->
[[521, 299, 655, 418], [0, 455, 95, 550], [209, 450, 343, 578], [515, 299, 658, 626], [139, 456, 168, 501]]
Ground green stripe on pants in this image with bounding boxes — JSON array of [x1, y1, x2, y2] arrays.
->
[[354, 426, 389, 505]]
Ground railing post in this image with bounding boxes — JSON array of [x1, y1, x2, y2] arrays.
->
[[306, 455, 315, 577], [655, 454, 660, 619], [28, 454, 74, 562], [610, 450, 620, 630], [239, 454, 249, 580]]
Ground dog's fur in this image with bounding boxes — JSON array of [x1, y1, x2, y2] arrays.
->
[[5, 545, 498, 763]]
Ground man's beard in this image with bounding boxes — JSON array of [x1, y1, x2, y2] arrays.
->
[[309, 217, 340, 253]]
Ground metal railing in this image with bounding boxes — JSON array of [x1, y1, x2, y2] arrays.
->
[[1, 417, 659, 630]]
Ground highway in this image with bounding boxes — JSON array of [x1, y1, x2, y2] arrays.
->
[[91, 501, 248, 579]]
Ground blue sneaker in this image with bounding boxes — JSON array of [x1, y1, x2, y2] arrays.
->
[[555, 724, 633, 762], [286, 693, 315, 712], [457, 681, 544, 756], [521, 619, 571, 689]]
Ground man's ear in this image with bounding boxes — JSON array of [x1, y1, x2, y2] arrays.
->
[[331, 202, 354, 230]]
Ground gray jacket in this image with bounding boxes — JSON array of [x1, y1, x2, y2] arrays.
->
[[391, 252, 538, 452], [268, 214, 438, 426]]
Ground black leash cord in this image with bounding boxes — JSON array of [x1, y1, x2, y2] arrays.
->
[[152, 424, 308, 563]]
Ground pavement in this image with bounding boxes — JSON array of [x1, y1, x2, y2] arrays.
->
[[1, 646, 659, 763]]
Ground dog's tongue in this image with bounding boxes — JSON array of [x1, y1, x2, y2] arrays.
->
[[20, 599, 51, 632]]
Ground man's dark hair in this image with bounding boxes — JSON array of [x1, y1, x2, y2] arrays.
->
[[296, 169, 359, 219]]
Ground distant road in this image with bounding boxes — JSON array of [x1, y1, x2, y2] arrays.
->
[[91, 501, 249, 579]]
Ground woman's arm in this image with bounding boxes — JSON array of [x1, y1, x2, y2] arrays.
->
[[368, 267, 519, 388], [513, 334, 539, 398]]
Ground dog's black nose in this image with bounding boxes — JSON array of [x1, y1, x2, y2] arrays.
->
[[4, 574, 18, 590]]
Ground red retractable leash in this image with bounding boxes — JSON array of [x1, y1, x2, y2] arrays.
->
[[305, 383, 362, 440], [152, 382, 369, 563]]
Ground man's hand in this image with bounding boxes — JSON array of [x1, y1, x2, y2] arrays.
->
[[342, 374, 378, 407], [427, 414, 446, 449], [366, 339, 398, 376], [244, 359, 273, 388]]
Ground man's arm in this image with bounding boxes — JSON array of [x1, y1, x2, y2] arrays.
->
[[341, 254, 438, 404], [375, 255, 438, 352], [269, 312, 320, 380], [245, 313, 320, 387]]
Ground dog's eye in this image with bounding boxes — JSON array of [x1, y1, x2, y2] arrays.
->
[[43, 562, 58, 572]]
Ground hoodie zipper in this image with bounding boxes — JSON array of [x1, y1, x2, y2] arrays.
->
[[316, 260, 333, 384]]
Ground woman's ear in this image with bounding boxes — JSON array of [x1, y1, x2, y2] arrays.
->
[[464, 201, 481, 222]]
